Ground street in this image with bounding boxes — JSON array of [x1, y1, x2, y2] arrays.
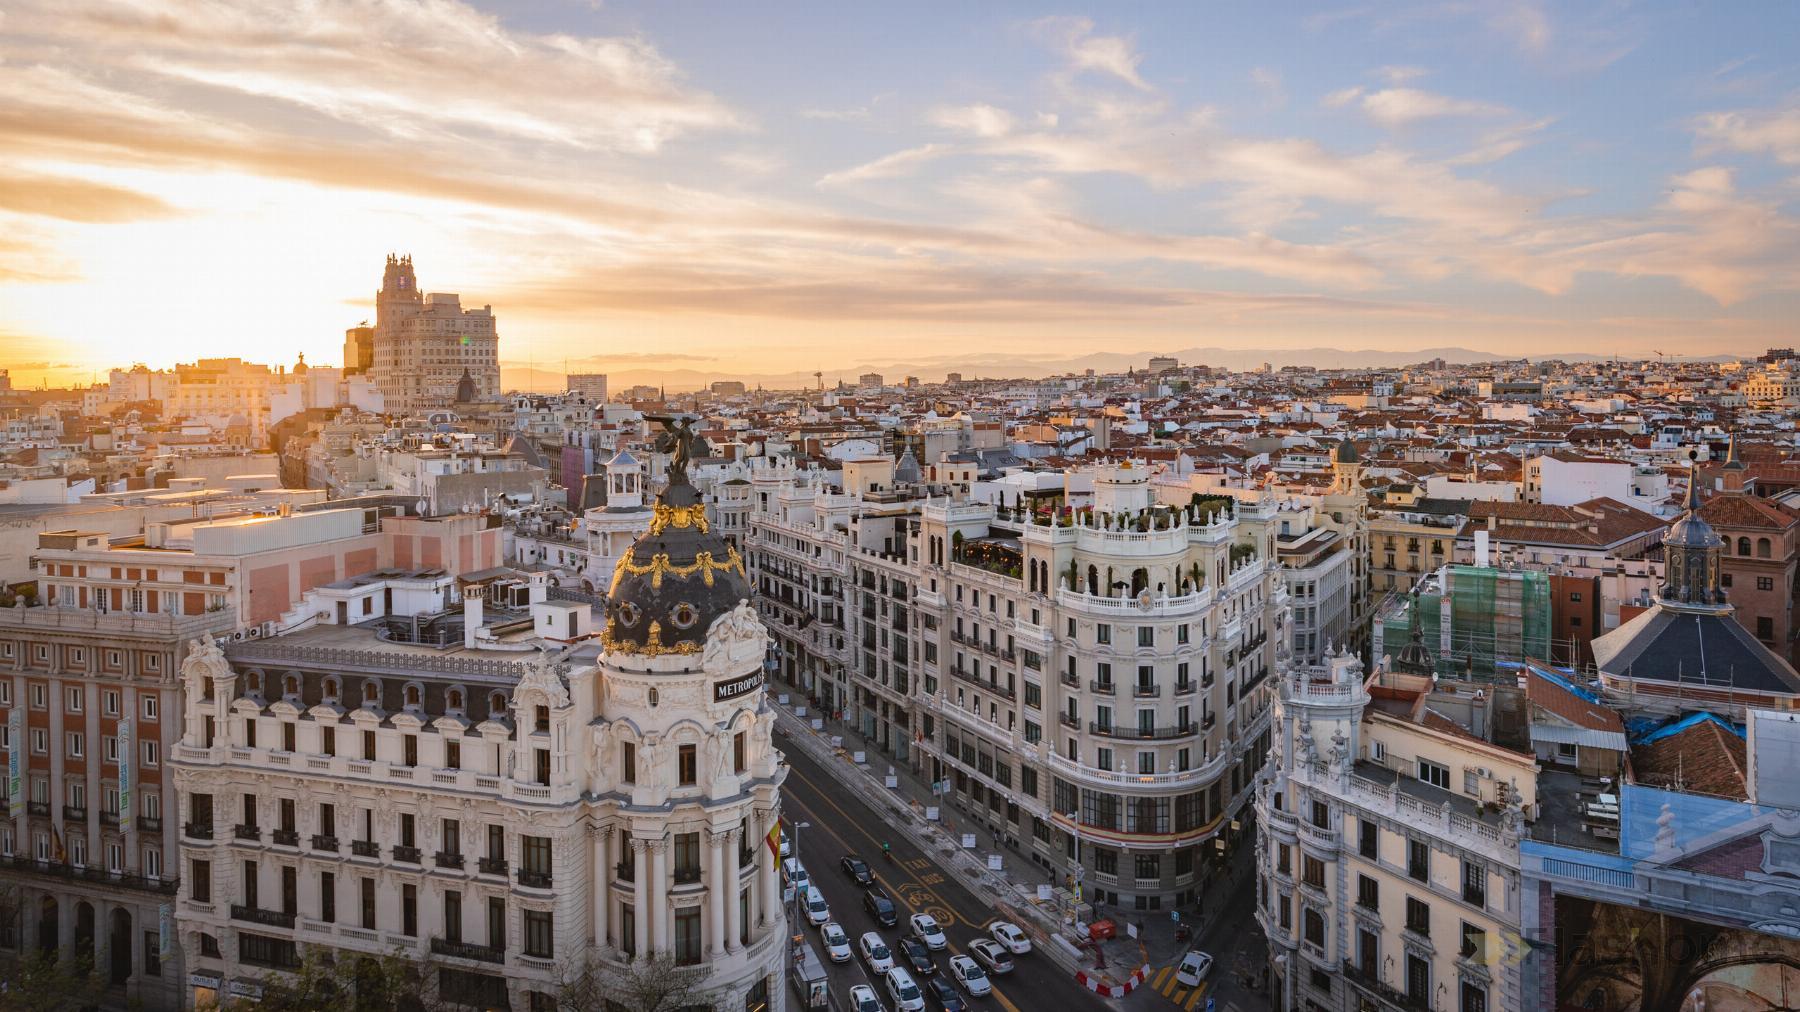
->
[[777, 731, 1109, 1012]]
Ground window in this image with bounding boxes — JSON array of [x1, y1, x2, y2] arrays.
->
[[443, 819, 461, 856], [1137, 626, 1154, 647], [674, 833, 701, 883], [535, 748, 550, 785], [1357, 875, 1378, 910], [1557, 742, 1577, 760], [446, 739, 461, 770], [1406, 896, 1431, 937], [1461, 979, 1489, 1012], [403, 735, 418, 767], [1302, 856, 1325, 889], [1406, 953, 1429, 1002], [66, 687, 83, 713], [1311, 800, 1330, 828], [443, 889, 461, 942], [1097, 624, 1111, 645], [1303, 907, 1325, 948], [104, 735, 119, 764], [1758, 576, 1775, 592], [488, 897, 506, 951], [1758, 616, 1775, 641], [66, 732, 84, 758], [675, 908, 702, 965], [1093, 848, 1118, 876], [282, 866, 297, 916], [622, 742, 637, 783], [1408, 839, 1430, 882], [1462, 861, 1486, 908], [400, 813, 416, 849], [142, 740, 159, 766], [320, 871, 335, 923], [523, 836, 552, 880], [243, 860, 259, 908], [488, 825, 505, 862], [1359, 928, 1378, 974], [402, 884, 417, 937], [29, 684, 45, 710], [144, 932, 161, 976], [1461, 922, 1487, 963], [363, 730, 376, 760], [534, 706, 549, 733], [734, 731, 746, 773], [361, 878, 377, 929], [1463, 768, 1481, 796], [678, 744, 697, 785], [192, 860, 211, 903], [1417, 758, 1450, 789], [282, 723, 296, 753], [524, 910, 553, 958], [102, 690, 119, 717], [30, 729, 46, 755], [1134, 854, 1160, 881]]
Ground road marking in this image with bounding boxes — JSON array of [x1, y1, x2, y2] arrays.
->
[[1152, 966, 1172, 990], [784, 764, 1028, 1012], [1183, 981, 1212, 1011]]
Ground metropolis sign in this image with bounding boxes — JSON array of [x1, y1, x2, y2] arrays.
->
[[713, 672, 763, 703]]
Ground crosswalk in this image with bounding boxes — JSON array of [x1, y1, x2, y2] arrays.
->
[[1148, 964, 1213, 1011]]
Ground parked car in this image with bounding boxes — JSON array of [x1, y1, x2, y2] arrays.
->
[[848, 984, 885, 1012], [909, 912, 948, 950], [1174, 950, 1215, 988], [948, 955, 992, 998], [897, 936, 937, 977], [988, 921, 1031, 955], [859, 931, 895, 974], [884, 967, 926, 1012], [864, 889, 899, 927], [841, 854, 875, 886], [822, 922, 853, 963], [968, 939, 1014, 975], [923, 976, 967, 1012], [804, 886, 831, 926], [780, 857, 809, 901]]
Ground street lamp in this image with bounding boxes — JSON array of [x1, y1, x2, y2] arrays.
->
[[789, 820, 811, 958]]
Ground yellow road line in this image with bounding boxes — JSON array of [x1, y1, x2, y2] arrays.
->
[[1183, 980, 1211, 1011], [786, 768, 1025, 1012]]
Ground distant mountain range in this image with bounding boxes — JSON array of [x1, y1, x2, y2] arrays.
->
[[499, 345, 1743, 394]]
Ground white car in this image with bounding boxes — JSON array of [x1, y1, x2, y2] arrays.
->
[[1174, 950, 1215, 988], [909, 912, 948, 950], [848, 984, 885, 1012], [804, 886, 831, 926], [989, 921, 1031, 955], [822, 922, 852, 963], [968, 938, 1014, 975], [884, 966, 926, 1012], [859, 931, 895, 973], [948, 954, 992, 998]]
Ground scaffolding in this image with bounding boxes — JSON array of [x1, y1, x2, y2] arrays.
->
[[1374, 564, 1562, 681]]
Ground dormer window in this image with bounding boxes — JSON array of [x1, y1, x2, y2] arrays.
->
[[323, 677, 340, 702], [284, 675, 299, 699], [404, 685, 421, 709], [363, 682, 380, 706], [247, 672, 262, 694], [447, 689, 464, 712], [490, 692, 507, 715]]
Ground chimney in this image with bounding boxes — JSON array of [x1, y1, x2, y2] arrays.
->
[[528, 571, 548, 605], [463, 584, 485, 649], [1474, 529, 1491, 568]]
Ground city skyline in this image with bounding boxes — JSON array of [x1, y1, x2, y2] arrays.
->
[[3, 1, 1800, 387]]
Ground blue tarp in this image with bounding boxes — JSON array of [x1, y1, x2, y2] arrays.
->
[[1628, 710, 1745, 745]]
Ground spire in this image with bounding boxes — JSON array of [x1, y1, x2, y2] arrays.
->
[[1722, 433, 1745, 471], [1683, 463, 1704, 513]]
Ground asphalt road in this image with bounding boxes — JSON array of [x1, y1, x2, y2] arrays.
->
[[777, 731, 1107, 1012]]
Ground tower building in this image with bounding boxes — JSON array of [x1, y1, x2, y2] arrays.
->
[[369, 255, 501, 414]]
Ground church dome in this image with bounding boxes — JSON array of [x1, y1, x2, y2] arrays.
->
[[292, 353, 309, 374], [602, 425, 747, 657], [1334, 437, 1359, 464], [455, 368, 477, 404]]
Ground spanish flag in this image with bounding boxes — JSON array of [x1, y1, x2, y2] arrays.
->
[[766, 821, 781, 858]]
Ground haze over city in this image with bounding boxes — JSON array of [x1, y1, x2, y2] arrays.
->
[[3, 1, 1800, 389]]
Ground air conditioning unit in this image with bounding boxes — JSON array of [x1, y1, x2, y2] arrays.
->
[[230, 630, 247, 642], [1473, 766, 1492, 780], [246, 627, 261, 639]]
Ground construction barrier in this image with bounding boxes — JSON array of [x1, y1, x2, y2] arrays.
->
[[1074, 962, 1152, 997]]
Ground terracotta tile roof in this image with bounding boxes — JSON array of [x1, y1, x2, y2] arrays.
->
[[1524, 669, 1625, 733], [1698, 492, 1797, 531], [1630, 720, 1747, 800]]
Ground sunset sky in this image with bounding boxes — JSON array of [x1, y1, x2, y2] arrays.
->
[[2, 1, 1798, 388]]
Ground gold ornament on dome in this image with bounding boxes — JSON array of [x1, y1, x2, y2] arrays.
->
[[648, 502, 710, 535], [600, 618, 703, 657], [608, 544, 745, 593]]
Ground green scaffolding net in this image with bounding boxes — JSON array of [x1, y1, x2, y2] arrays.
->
[[1376, 565, 1554, 681]]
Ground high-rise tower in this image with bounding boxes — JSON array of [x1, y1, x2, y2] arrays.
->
[[368, 255, 500, 414], [376, 253, 422, 335]]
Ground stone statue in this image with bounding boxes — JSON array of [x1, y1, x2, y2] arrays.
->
[[639, 737, 661, 789], [520, 646, 570, 709], [1296, 715, 1316, 767], [751, 709, 773, 757], [1327, 728, 1348, 777], [705, 600, 769, 672], [182, 635, 230, 684], [649, 414, 709, 485], [707, 733, 733, 784], [1501, 779, 1525, 836]]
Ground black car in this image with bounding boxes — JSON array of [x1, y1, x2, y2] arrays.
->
[[924, 976, 966, 1011], [897, 936, 938, 977], [863, 889, 898, 928], [841, 854, 874, 887]]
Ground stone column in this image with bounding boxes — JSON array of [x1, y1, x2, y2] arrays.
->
[[592, 824, 611, 950], [631, 838, 649, 960], [706, 831, 725, 957], [724, 829, 743, 953], [758, 821, 778, 928], [650, 838, 671, 955]]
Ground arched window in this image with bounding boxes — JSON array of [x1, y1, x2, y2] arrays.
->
[[404, 685, 421, 708], [322, 677, 340, 701], [246, 671, 262, 693], [363, 681, 379, 705], [490, 691, 507, 715], [447, 689, 464, 711], [1739, 537, 1752, 556], [1758, 538, 1773, 559]]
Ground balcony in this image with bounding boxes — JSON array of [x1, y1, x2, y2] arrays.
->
[[435, 851, 465, 870], [231, 904, 296, 930], [1341, 961, 1430, 1012], [1133, 684, 1161, 699], [351, 840, 380, 858], [1173, 681, 1197, 696], [234, 824, 261, 842], [1089, 680, 1116, 696], [272, 829, 299, 847], [2, 855, 179, 895], [1090, 722, 1195, 742], [140, 816, 162, 832], [673, 867, 702, 886], [517, 869, 553, 889], [393, 845, 422, 864], [478, 856, 507, 876], [1201, 713, 1216, 731], [431, 937, 505, 965], [27, 801, 49, 817], [312, 835, 339, 853], [185, 822, 214, 841], [100, 811, 120, 827], [63, 805, 87, 822], [1058, 712, 1080, 729], [1060, 672, 1080, 688]]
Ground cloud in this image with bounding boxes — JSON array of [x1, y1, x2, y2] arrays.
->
[[1322, 86, 1365, 109], [1490, 4, 1552, 55], [1378, 65, 1429, 84], [930, 104, 1016, 138], [1695, 106, 1800, 165], [1028, 16, 1151, 91], [818, 144, 950, 187], [0, 170, 178, 223], [1358, 88, 1510, 128], [2, 0, 740, 154]]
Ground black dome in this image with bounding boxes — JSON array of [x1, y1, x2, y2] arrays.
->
[[455, 368, 478, 404], [603, 478, 748, 656]]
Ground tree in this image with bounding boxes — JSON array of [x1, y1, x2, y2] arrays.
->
[[233, 947, 446, 1012], [553, 953, 714, 1012], [0, 949, 108, 1012]]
